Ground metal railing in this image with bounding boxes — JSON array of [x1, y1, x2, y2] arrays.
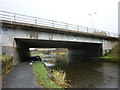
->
[[0, 10, 118, 37]]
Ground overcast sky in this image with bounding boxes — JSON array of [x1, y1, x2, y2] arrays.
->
[[0, 0, 119, 33]]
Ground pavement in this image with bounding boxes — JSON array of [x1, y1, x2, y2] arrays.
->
[[2, 62, 40, 88]]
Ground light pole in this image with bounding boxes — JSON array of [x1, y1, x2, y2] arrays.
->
[[89, 12, 97, 31]]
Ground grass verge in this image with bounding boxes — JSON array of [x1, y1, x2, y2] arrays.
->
[[51, 69, 71, 88], [99, 56, 118, 63], [1, 55, 13, 74], [32, 62, 63, 88], [100, 45, 118, 63]]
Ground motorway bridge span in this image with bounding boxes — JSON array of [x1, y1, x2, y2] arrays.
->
[[0, 11, 118, 64]]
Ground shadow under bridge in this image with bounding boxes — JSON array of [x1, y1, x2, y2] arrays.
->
[[14, 38, 102, 63]]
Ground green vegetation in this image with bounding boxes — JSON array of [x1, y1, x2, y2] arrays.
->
[[31, 53, 43, 57], [100, 45, 118, 63], [55, 60, 67, 66], [1, 55, 13, 74], [51, 69, 71, 88], [55, 56, 67, 66], [43, 55, 67, 66], [55, 53, 66, 55], [30, 48, 68, 57], [43, 60, 56, 64], [32, 62, 63, 88], [49, 48, 68, 55]]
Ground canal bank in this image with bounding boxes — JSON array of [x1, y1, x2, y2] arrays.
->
[[32, 62, 62, 88], [32, 62, 70, 88], [100, 45, 118, 63]]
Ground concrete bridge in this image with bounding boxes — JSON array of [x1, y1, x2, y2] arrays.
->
[[0, 10, 118, 64]]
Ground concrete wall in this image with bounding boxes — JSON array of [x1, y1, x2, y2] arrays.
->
[[1, 26, 30, 64], [2, 27, 15, 56], [102, 40, 118, 55], [68, 44, 102, 63], [14, 29, 102, 44], [13, 40, 30, 65]]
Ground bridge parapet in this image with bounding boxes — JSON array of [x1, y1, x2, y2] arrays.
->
[[0, 10, 118, 38]]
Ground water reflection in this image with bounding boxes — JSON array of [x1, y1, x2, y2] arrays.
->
[[42, 55, 118, 88], [44, 62, 55, 67]]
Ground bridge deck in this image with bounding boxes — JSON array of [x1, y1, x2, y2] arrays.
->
[[1, 20, 118, 40]]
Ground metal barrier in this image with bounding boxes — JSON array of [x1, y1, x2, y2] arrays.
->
[[0, 10, 118, 37]]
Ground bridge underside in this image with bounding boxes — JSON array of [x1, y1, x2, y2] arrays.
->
[[15, 38, 102, 48], [12, 38, 102, 64]]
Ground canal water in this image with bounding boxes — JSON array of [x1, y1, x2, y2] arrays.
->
[[42, 55, 118, 88]]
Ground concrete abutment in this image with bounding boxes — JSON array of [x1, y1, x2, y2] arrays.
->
[[13, 40, 30, 64], [68, 44, 102, 63]]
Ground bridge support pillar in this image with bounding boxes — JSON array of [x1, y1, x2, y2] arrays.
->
[[68, 44, 102, 63], [13, 40, 30, 65], [2, 40, 30, 65]]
